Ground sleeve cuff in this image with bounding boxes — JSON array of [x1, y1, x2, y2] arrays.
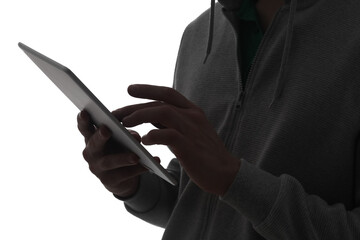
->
[[115, 172, 161, 213], [220, 159, 282, 226]]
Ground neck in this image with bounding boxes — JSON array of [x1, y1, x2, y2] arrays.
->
[[256, 0, 285, 32]]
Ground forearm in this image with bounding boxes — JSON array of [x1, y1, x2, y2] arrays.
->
[[115, 160, 180, 228], [221, 160, 360, 239]]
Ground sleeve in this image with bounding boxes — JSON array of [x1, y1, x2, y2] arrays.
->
[[114, 23, 191, 228], [114, 159, 180, 228], [220, 159, 360, 239]]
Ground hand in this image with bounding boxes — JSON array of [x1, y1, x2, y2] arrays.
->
[[77, 110, 152, 198], [113, 84, 241, 196]]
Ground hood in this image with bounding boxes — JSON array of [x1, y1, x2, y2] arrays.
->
[[203, 0, 298, 107]]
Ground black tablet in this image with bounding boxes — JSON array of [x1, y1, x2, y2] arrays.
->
[[19, 42, 177, 186]]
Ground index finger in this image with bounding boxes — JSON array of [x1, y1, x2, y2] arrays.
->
[[128, 84, 195, 109]]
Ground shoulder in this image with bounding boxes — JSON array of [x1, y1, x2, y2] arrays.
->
[[182, 3, 229, 40]]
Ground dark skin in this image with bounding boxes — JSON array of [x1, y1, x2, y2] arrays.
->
[[78, 85, 241, 197], [78, 112, 148, 198]]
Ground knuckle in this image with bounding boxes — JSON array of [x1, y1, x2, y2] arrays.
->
[[189, 107, 206, 122], [87, 134, 100, 150], [166, 129, 180, 143], [164, 87, 174, 99], [163, 105, 177, 120]]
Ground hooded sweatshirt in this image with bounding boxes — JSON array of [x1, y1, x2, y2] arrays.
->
[[120, 0, 360, 239]]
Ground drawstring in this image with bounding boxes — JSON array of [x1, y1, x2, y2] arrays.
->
[[269, 0, 298, 108], [203, 0, 216, 64]]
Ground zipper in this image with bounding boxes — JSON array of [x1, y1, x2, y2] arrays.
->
[[226, 6, 286, 152], [236, 91, 245, 109], [201, 6, 286, 239], [243, 5, 286, 104]]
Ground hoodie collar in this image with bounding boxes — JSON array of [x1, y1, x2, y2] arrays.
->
[[203, 0, 298, 108], [203, 0, 243, 63]]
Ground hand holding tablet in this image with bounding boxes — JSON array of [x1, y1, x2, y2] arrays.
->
[[18, 42, 177, 187]]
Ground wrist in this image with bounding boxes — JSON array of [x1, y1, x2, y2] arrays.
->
[[219, 157, 241, 196]]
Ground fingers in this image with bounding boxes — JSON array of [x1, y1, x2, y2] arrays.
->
[[82, 125, 112, 162], [112, 101, 161, 121], [112, 85, 199, 131], [128, 84, 195, 109], [98, 164, 147, 187], [78, 110, 147, 197], [142, 129, 183, 145], [83, 130, 147, 196], [92, 152, 140, 172], [122, 105, 184, 131], [103, 169, 144, 197], [77, 111, 96, 143], [142, 129, 187, 158]]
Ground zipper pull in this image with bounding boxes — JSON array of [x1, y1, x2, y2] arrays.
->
[[236, 91, 245, 109]]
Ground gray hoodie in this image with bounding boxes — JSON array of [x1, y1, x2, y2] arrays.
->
[[120, 0, 360, 239]]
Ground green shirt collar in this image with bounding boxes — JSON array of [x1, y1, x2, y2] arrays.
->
[[237, 0, 260, 22]]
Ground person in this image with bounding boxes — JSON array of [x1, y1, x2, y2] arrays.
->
[[77, 0, 360, 239]]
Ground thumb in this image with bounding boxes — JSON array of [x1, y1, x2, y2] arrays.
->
[[129, 130, 141, 142]]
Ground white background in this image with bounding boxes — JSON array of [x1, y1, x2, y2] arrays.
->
[[0, 0, 209, 239]]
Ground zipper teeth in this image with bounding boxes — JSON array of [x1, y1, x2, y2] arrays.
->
[[226, 99, 244, 152], [245, 5, 285, 99], [227, 7, 285, 152]]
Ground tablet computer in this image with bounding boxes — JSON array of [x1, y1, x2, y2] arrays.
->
[[18, 42, 177, 186]]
